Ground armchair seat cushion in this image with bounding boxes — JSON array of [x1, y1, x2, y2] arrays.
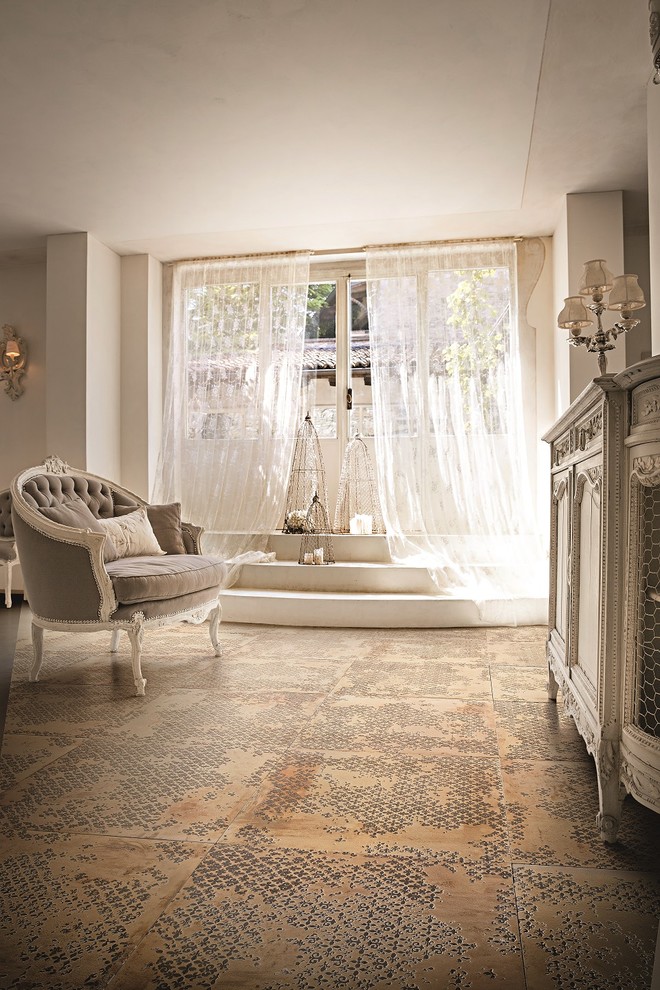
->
[[106, 553, 228, 605]]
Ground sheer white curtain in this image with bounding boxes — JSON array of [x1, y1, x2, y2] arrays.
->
[[154, 252, 310, 560], [366, 240, 546, 616]]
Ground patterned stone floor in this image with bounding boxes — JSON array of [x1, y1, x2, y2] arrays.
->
[[0, 607, 659, 989]]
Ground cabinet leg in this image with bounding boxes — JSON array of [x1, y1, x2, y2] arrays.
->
[[547, 660, 559, 701], [595, 739, 622, 843]]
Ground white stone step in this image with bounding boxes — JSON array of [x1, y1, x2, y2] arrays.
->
[[266, 533, 391, 563], [219, 587, 548, 628], [234, 560, 437, 595]]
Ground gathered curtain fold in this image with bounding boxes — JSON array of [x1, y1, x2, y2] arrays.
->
[[365, 240, 547, 616], [153, 252, 311, 561]]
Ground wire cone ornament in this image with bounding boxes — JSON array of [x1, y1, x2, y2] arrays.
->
[[283, 412, 331, 533], [298, 493, 335, 564], [334, 433, 385, 534]]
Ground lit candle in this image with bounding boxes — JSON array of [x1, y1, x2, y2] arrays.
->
[[349, 516, 360, 534], [313, 547, 324, 564], [303, 552, 313, 564]]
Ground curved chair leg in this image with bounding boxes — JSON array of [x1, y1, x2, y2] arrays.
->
[[4, 560, 13, 607], [127, 618, 147, 696], [209, 602, 222, 657], [30, 622, 44, 682], [110, 629, 121, 653]]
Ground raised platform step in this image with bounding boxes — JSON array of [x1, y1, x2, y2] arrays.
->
[[219, 587, 548, 628], [266, 533, 391, 563], [235, 561, 437, 595]]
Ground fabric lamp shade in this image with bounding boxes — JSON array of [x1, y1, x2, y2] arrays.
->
[[558, 296, 593, 334], [4, 337, 20, 360], [607, 274, 646, 312], [579, 259, 614, 296]]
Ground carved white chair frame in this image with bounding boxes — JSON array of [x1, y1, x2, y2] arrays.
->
[[11, 457, 223, 696]]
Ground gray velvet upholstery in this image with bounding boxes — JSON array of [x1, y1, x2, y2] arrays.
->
[[0, 489, 14, 538], [11, 460, 227, 695], [146, 503, 187, 554], [39, 496, 118, 561], [22, 474, 126, 517], [0, 487, 18, 608], [106, 554, 228, 604], [11, 509, 104, 621]]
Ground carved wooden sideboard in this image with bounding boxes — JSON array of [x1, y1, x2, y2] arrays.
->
[[544, 356, 660, 842]]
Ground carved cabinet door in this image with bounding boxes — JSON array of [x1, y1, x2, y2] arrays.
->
[[549, 467, 571, 662], [570, 455, 603, 701]]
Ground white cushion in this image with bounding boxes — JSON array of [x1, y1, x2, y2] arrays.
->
[[97, 507, 165, 561]]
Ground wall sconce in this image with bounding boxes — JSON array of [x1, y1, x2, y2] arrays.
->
[[651, 0, 660, 84], [0, 324, 28, 400], [557, 260, 646, 376]]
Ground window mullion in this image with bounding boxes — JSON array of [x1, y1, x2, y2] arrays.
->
[[335, 275, 350, 450]]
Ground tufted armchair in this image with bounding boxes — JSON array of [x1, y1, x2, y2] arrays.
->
[[0, 488, 18, 607], [11, 456, 229, 695]]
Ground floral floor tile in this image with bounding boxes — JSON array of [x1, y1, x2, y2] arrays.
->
[[501, 758, 660, 870], [109, 688, 324, 747], [0, 736, 282, 841], [226, 750, 509, 864], [494, 700, 594, 762], [486, 625, 547, 646], [229, 625, 375, 660], [363, 636, 488, 663], [295, 695, 499, 756], [0, 831, 209, 989], [108, 834, 524, 990], [486, 641, 548, 666], [333, 658, 493, 700], [489, 664, 549, 702], [0, 731, 81, 789], [514, 865, 660, 989], [3, 682, 166, 737]]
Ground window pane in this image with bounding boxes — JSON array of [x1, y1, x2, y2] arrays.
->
[[186, 282, 261, 440], [348, 278, 373, 437], [303, 282, 337, 438], [428, 267, 511, 435]]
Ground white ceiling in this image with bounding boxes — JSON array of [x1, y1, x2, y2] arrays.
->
[[0, 0, 652, 264]]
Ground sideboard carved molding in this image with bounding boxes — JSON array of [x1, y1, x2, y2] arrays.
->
[[544, 358, 660, 842]]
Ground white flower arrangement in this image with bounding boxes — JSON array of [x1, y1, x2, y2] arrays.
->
[[284, 509, 309, 533]]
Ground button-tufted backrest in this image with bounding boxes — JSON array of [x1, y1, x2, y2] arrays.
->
[[21, 474, 139, 519], [0, 489, 13, 538]]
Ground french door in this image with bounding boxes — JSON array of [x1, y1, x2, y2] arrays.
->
[[301, 261, 375, 516]]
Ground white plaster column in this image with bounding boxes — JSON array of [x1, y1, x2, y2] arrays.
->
[[649, 76, 660, 354], [46, 232, 121, 477], [553, 192, 626, 408], [120, 255, 163, 499]]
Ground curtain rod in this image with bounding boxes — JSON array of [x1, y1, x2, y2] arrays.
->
[[167, 235, 525, 266]]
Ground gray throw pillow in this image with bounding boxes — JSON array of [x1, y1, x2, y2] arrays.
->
[[40, 497, 118, 562], [147, 502, 187, 554]]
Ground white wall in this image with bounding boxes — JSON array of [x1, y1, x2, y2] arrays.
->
[[45, 232, 122, 478], [623, 226, 652, 366], [120, 255, 162, 499], [46, 233, 88, 466], [553, 191, 626, 407], [0, 261, 47, 488], [87, 237, 121, 479], [552, 208, 569, 415]]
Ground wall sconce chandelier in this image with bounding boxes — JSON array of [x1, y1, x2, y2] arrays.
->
[[557, 260, 646, 376], [0, 324, 28, 400], [651, 0, 660, 84]]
